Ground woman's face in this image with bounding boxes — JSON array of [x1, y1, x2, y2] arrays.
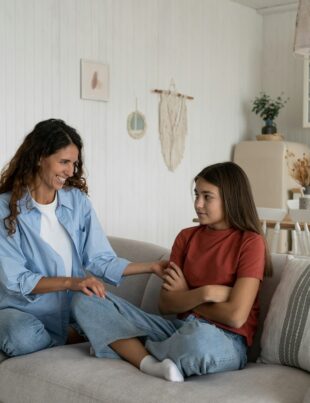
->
[[194, 177, 229, 230], [34, 144, 79, 202]]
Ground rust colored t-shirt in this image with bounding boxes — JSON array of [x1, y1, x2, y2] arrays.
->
[[170, 225, 265, 346]]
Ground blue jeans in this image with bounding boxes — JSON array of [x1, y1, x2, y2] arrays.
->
[[0, 308, 55, 356], [71, 291, 247, 377]]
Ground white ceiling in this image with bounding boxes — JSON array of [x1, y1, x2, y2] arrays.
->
[[231, 0, 298, 10]]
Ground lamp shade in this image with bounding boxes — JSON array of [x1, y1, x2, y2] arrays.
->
[[294, 0, 310, 56]]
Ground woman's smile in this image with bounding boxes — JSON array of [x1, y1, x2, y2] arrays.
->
[[30, 144, 79, 204]]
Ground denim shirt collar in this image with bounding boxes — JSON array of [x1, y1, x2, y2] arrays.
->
[[18, 188, 74, 215]]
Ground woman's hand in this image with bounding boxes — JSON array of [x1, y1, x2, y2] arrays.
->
[[150, 260, 170, 278], [32, 276, 106, 298], [68, 276, 106, 298], [162, 262, 189, 292]]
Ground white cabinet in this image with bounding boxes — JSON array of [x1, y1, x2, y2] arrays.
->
[[233, 141, 310, 253], [233, 141, 310, 209]]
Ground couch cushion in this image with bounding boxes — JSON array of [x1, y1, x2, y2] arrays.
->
[[0, 343, 309, 403], [248, 253, 289, 361], [303, 386, 310, 403], [259, 256, 310, 372], [0, 350, 8, 364]]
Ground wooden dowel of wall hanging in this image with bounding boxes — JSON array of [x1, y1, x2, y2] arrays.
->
[[151, 89, 194, 100]]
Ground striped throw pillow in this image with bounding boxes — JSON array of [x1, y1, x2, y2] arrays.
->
[[259, 257, 310, 372]]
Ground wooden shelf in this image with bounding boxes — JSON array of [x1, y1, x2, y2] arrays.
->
[[193, 218, 305, 230], [263, 220, 296, 230]]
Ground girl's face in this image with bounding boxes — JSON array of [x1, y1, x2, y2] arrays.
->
[[33, 144, 79, 203], [194, 177, 230, 230]]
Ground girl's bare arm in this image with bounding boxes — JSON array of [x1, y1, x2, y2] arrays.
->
[[159, 262, 232, 315], [193, 277, 260, 328]]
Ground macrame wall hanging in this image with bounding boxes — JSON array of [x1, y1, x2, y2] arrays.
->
[[152, 80, 194, 171]]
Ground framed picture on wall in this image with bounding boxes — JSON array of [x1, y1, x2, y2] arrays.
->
[[80, 59, 109, 101], [303, 57, 310, 128]]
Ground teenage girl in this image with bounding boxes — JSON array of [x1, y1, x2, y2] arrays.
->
[[72, 162, 271, 382]]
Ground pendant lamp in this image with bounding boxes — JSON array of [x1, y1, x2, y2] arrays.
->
[[294, 0, 310, 56]]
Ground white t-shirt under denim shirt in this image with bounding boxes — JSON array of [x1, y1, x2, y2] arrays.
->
[[33, 194, 72, 277]]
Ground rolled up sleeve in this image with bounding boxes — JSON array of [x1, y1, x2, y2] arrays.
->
[[0, 225, 42, 303], [81, 198, 130, 286], [86, 254, 130, 286]]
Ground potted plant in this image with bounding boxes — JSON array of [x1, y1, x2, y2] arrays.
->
[[286, 150, 310, 209], [252, 92, 289, 135]]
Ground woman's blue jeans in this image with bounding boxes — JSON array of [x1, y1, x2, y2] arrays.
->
[[0, 308, 55, 356], [71, 291, 247, 377]]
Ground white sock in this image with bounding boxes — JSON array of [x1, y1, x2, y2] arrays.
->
[[140, 355, 184, 382]]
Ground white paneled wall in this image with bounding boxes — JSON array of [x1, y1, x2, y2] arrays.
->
[[0, 0, 262, 248]]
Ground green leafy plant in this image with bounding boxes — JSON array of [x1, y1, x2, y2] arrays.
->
[[252, 92, 289, 121]]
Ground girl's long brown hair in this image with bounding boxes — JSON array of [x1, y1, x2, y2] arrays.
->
[[195, 162, 272, 276], [0, 119, 88, 235]]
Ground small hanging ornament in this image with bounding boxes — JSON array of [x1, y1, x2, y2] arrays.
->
[[127, 98, 147, 140]]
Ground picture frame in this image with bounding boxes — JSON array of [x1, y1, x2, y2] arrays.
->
[[80, 59, 109, 102]]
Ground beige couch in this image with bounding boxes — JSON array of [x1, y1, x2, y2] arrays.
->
[[0, 236, 309, 403]]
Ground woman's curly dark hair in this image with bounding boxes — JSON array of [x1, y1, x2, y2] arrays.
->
[[0, 119, 88, 235]]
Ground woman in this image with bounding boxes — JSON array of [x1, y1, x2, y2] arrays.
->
[[72, 162, 271, 382], [0, 118, 167, 356]]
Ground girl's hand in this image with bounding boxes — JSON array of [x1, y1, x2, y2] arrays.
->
[[162, 262, 189, 292], [68, 276, 106, 298], [151, 260, 170, 278]]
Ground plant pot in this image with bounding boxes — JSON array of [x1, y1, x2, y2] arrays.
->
[[299, 186, 310, 210], [262, 119, 277, 134]]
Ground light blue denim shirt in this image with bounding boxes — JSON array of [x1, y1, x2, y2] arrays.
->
[[0, 188, 130, 344]]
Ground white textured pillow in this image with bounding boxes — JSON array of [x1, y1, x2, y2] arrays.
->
[[259, 257, 310, 372]]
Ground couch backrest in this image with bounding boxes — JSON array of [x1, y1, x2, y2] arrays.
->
[[107, 236, 169, 308], [247, 253, 289, 361], [108, 237, 288, 363]]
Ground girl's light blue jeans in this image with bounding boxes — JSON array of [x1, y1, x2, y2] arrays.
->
[[71, 291, 247, 377]]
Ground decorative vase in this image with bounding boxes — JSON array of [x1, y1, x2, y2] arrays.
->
[[262, 119, 277, 134], [299, 186, 310, 210]]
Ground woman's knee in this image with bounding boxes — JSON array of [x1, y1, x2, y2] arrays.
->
[[71, 291, 112, 323], [72, 291, 102, 315], [0, 309, 52, 356]]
